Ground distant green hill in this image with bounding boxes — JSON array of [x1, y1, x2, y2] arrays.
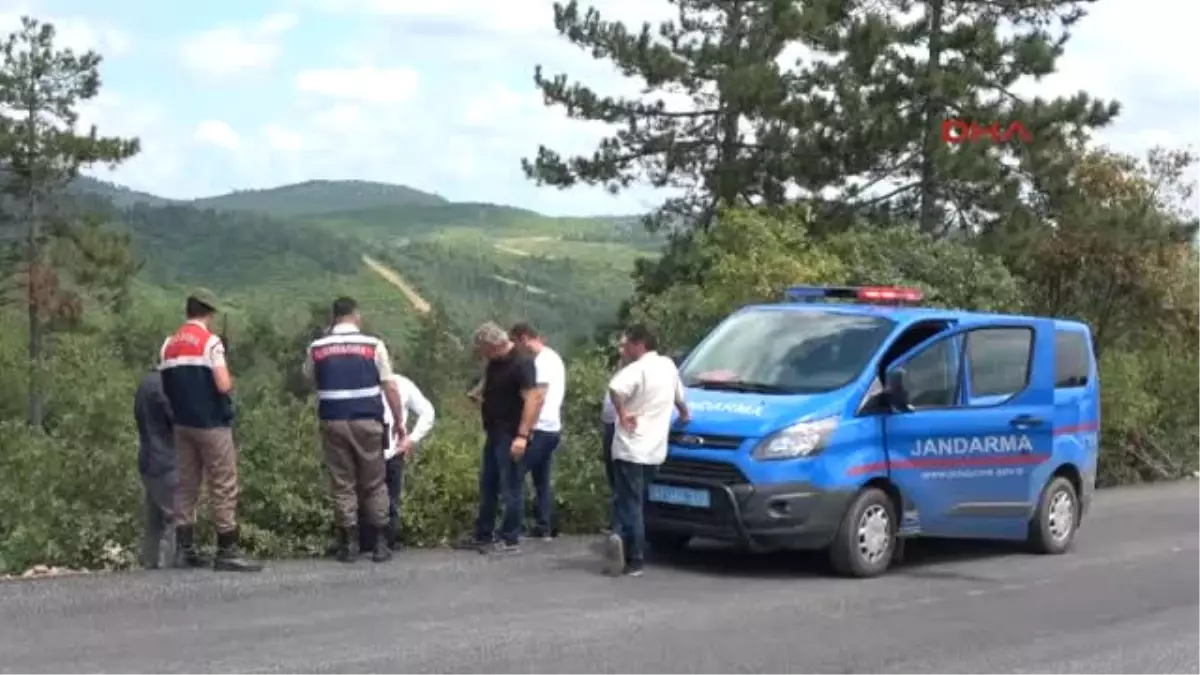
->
[[66, 178, 660, 346], [71, 176, 174, 208], [190, 179, 448, 217]]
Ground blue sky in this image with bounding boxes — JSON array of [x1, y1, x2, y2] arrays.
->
[[1, 0, 1196, 217]]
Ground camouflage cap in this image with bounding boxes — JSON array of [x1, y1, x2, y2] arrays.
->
[[188, 287, 222, 312]]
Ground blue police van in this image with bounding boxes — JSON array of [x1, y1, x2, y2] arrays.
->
[[645, 285, 1100, 577]]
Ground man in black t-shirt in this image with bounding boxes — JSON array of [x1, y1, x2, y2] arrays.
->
[[468, 321, 544, 554]]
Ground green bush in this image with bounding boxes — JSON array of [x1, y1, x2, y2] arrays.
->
[[0, 317, 612, 573]]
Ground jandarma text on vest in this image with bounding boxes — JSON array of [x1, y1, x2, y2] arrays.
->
[[312, 343, 377, 360]]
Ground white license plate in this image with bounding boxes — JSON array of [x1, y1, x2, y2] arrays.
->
[[649, 484, 711, 508]]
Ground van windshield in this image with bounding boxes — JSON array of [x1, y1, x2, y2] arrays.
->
[[680, 309, 896, 395]]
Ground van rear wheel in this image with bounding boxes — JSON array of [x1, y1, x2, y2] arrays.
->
[[1028, 476, 1079, 554], [829, 487, 896, 578]]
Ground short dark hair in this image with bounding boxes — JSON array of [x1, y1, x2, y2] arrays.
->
[[623, 323, 657, 351], [331, 296, 358, 320], [185, 297, 214, 319], [509, 322, 538, 341]]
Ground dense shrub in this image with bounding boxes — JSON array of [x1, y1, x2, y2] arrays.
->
[[1, 201, 1195, 574], [0, 317, 612, 572]]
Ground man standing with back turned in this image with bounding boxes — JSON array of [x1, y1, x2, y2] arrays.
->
[[159, 289, 261, 572], [133, 367, 176, 569], [509, 322, 565, 540], [604, 324, 690, 577], [470, 321, 543, 555], [304, 296, 405, 563]]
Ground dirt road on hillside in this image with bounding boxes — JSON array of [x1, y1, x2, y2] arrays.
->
[[361, 254, 431, 314]]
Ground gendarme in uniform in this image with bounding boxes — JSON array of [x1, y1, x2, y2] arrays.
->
[[158, 288, 260, 572], [304, 297, 402, 563]]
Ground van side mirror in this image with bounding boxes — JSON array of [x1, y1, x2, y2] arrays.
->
[[670, 348, 689, 365], [884, 368, 911, 412]]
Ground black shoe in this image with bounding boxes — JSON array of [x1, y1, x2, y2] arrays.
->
[[451, 534, 490, 551], [481, 540, 521, 556], [173, 526, 210, 568], [623, 561, 645, 577], [213, 529, 263, 572], [372, 530, 392, 563]]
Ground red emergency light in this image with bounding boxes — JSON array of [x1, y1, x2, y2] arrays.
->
[[784, 285, 925, 305], [857, 286, 924, 303]]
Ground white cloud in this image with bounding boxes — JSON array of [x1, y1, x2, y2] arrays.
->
[[193, 120, 242, 152], [312, 104, 364, 131], [294, 66, 420, 103], [0, 5, 131, 57], [313, 0, 673, 37], [179, 13, 299, 78], [264, 124, 307, 152], [67, 0, 1200, 217]]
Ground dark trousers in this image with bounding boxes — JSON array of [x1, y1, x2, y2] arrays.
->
[[475, 431, 525, 545], [613, 460, 657, 567], [141, 471, 177, 569], [359, 455, 405, 550], [525, 430, 561, 534], [602, 423, 616, 529]]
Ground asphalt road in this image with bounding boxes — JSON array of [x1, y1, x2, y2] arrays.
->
[[1, 481, 1197, 674]]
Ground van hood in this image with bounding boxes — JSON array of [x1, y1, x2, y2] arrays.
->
[[681, 386, 849, 438]]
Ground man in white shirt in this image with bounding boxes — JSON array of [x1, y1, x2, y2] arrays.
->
[[510, 322, 566, 541], [604, 324, 690, 577], [600, 348, 632, 534], [357, 373, 436, 553]]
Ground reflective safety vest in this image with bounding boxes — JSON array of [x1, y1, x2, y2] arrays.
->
[[308, 330, 385, 421], [159, 321, 233, 428]]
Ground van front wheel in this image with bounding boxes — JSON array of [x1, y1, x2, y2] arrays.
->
[[1028, 476, 1079, 554], [829, 487, 896, 578]]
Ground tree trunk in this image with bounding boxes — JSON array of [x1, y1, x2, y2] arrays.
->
[[27, 209, 45, 431], [917, 0, 946, 235]]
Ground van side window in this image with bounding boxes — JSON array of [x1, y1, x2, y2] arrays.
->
[[902, 338, 959, 408], [966, 327, 1033, 399], [1054, 330, 1090, 387]]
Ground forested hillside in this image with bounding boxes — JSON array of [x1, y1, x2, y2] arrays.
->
[[0, 3, 1196, 575]]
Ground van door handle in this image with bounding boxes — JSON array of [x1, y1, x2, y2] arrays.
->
[[1009, 415, 1044, 430]]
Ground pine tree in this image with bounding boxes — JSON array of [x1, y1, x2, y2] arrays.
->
[[0, 16, 140, 429], [795, 0, 1120, 236], [523, 0, 836, 233]]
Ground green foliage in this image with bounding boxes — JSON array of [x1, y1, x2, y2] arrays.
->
[[0, 307, 612, 572], [822, 224, 1024, 313], [627, 207, 845, 348], [118, 203, 360, 292], [799, 0, 1120, 235], [374, 238, 634, 348], [524, 0, 827, 230], [0, 15, 140, 429], [1, 8, 1197, 578]]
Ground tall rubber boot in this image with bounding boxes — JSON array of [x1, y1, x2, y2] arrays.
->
[[173, 525, 209, 568], [358, 523, 376, 558], [372, 527, 392, 563], [336, 526, 359, 563], [213, 528, 263, 572]]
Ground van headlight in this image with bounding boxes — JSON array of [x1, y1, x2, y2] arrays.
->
[[751, 417, 839, 460]]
